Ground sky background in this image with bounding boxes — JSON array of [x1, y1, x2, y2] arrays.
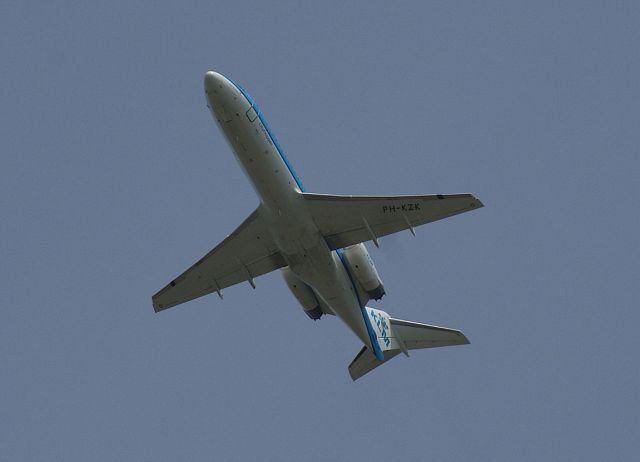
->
[[1, 1, 639, 460]]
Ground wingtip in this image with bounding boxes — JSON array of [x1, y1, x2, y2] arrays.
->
[[470, 195, 484, 209]]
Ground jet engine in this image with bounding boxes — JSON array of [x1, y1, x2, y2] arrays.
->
[[342, 243, 386, 300], [281, 267, 323, 320]]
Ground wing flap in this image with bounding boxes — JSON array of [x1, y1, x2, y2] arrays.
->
[[152, 208, 285, 312], [303, 193, 483, 250]]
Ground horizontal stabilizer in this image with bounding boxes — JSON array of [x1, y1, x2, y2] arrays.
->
[[349, 307, 469, 380], [348, 346, 401, 381], [389, 318, 470, 350]]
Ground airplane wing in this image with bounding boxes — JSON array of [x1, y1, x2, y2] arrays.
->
[[152, 208, 286, 312], [302, 193, 483, 250]]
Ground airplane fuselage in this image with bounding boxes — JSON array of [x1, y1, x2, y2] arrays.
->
[[204, 72, 377, 353]]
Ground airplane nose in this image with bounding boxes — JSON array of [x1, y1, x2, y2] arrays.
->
[[204, 71, 224, 93]]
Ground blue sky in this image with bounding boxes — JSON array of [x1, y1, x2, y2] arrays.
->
[[1, 1, 638, 460]]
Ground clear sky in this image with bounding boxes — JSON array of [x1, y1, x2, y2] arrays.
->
[[2, 1, 638, 460]]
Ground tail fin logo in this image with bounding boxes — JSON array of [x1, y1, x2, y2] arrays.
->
[[369, 309, 391, 347]]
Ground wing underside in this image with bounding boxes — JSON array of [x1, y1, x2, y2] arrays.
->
[[152, 208, 285, 312], [153, 193, 482, 312], [303, 192, 483, 250]]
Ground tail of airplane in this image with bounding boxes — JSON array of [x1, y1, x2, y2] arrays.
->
[[348, 307, 469, 381]]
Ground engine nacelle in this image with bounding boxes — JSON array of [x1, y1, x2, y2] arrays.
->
[[281, 267, 323, 320], [342, 243, 386, 300]]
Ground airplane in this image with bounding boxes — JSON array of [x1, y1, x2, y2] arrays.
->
[[152, 71, 483, 380]]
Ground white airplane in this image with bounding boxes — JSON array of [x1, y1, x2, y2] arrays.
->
[[152, 71, 483, 380]]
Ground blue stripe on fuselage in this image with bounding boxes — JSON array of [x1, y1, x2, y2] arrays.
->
[[336, 248, 385, 361], [227, 78, 305, 192]]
